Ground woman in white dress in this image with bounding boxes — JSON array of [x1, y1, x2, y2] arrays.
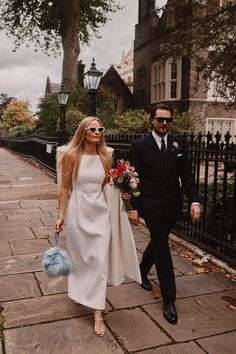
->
[[55, 116, 140, 337]]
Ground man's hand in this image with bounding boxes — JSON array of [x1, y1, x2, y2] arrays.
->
[[190, 204, 201, 224], [128, 211, 139, 225]]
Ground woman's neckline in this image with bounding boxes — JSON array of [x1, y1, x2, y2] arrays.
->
[[82, 154, 99, 156]]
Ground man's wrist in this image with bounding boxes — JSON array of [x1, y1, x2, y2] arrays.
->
[[191, 202, 200, 206]]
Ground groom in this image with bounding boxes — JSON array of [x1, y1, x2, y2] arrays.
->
[[129, 103, 200, 324]]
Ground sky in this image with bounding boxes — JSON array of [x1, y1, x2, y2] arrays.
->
[[0, 0, 167, 113]]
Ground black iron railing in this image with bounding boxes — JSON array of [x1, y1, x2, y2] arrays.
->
[[0, 135, 58, 175], [1, 132, 236, 265]]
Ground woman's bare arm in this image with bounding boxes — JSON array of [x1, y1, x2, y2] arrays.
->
[[55, 154, 75, 232]]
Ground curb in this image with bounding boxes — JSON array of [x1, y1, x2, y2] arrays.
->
[[170, 233, 236, 276]]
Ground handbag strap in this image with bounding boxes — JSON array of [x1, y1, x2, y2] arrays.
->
[[54, 231, 60, 247]]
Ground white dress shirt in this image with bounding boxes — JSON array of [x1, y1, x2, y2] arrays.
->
[[152, 130, 168, 150]]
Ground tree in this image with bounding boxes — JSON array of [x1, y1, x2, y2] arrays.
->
[[158, 0, 236, 104], [0, 0, 121, 88], [2, 99, 35, 129], [171, 112, 194, 135], [0, 93, 14, 120], [96, 86, 119, 130], [114, 109, 150, 133], [36, 94, 60, 136], [66, 108, 85, 137]]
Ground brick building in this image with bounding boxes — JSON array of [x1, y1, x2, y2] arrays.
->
[[133, 0, 236, 138]]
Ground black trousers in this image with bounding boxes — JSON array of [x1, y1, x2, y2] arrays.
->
[[139, 205, 176, 305]]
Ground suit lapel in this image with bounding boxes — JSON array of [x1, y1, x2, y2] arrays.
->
[[163, 135, 178, 177], [145, 134, 163, 167]]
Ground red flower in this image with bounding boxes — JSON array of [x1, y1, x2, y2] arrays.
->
[[108, 160, 140, 212]]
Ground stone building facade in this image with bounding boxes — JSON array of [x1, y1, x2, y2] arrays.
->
[[133, 0, 236, 139], [114, 49, 134, 92]]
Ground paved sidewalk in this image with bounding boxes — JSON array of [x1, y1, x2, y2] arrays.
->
[[0, 147, 236, 354]]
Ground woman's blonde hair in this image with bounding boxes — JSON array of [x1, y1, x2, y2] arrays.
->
[[59, 116, 112, 184]]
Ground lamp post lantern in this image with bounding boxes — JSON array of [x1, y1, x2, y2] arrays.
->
[[56, 83, 69, 145], [84, 58, 103, 116]]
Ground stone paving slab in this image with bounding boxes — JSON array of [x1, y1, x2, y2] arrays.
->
[[143, 291, 236, 342], [0, 274, 41, 301], [0, 227, 35, 241], [136, 240, 178, 256], [106, 282, 161, 309], [139, 341, 205, 353], [7, 212, 52, 221], [0, 253, 43, 276], [40, 216, 55, 226], [106, 308, 171, 352], [0, 241, 12, 257], [10, 239, 50, 255], [175, 273, 233, 299], [196, 331, 236, 354], [0, 185, 57, 202], [4, 318, 123, 354], [0, 218, 43, 229], [20, 199, 57, 208], [3, 293, 111, 328], [0, 209, 10, 216], [32, 225, 67, 239], [39, 205, 58, 213], [132, 226, 149, 242], [7, 207, 42, 215], [172, 254, 196, 274], [0, 201, 21, 210], [36, 272, 67, 295]]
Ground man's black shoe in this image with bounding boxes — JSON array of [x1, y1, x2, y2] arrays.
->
[[163, 302, 178, 324], [140, 268, 152, 291]]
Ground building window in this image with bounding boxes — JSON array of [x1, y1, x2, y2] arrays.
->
[[152, 62, 165, 102], [151, 58, 182, 103], [207, 118, 236, 140], [166, 7, 175, 28]]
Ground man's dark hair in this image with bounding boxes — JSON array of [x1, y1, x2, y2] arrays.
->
[[150, 103, 173, 120]]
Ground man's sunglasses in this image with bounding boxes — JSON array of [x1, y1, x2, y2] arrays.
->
[[85, 127, 105, 133], [154, 117, 173, 123]]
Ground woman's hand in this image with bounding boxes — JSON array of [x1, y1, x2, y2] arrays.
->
[[128, 210, 139, 225], [54, 218, 64, 233], [122, 192, 131, 200]]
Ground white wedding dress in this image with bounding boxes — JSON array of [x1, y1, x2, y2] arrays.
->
[[57, 146, 141, 310]]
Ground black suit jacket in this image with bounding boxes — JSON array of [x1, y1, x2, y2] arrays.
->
[[130, 133, 199, 225]]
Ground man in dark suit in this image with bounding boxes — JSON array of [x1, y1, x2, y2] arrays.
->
[[129, 103, 200, 324]]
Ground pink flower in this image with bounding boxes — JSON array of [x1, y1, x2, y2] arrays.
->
[[108, 160, 140, 212]]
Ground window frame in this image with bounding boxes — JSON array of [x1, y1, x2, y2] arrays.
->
[[151, 57, 182, 103], [206, 117, 236, 142]]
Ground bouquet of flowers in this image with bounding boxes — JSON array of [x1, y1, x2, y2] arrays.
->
[[108, 159, 140, 212]]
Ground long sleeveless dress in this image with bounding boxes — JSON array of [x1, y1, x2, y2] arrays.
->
[[66, 155, 111, 310]]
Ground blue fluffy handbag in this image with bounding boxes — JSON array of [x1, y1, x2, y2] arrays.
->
[[42, 232, 73, 277]]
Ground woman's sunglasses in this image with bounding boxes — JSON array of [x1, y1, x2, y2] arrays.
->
[[85, 127, 105, 134], [154, 117, 173, 123]]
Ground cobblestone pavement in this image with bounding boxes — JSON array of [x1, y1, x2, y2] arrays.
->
[[0, 148, 236, 354]]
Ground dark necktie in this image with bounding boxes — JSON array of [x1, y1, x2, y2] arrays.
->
[[161, 138, 167, 163]]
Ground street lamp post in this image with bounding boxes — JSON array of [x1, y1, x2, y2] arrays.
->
[[84, 58, 103, 116], [56, 83, 69, 145]]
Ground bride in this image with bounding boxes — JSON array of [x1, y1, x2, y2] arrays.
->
[[55, 116, 141, 337]]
